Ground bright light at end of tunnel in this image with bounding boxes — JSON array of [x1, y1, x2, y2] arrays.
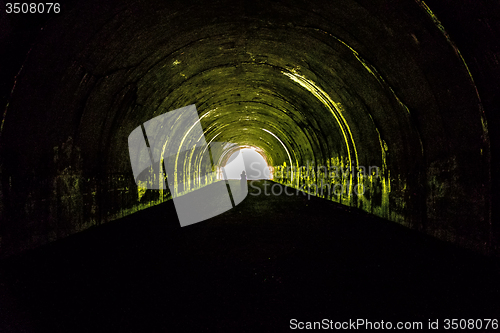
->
[[223, 148, 271, 180]]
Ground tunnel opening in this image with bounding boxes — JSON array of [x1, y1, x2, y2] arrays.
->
[[220, 146, 272, 180]]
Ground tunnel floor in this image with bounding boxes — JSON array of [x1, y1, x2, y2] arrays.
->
[[1, 180, 499, 332]]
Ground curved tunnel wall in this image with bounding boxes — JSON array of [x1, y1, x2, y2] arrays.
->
[[0, 0, 492, 256]]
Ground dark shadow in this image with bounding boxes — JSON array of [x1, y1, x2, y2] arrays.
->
[[0, 180, 499, 332]]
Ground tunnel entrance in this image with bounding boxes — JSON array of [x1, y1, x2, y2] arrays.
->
[[220, 147, 271, 180]]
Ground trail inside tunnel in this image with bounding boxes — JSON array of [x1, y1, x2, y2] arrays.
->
[[0, 180, 499, 332]]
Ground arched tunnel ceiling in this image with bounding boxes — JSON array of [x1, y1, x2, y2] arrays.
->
[[3, 0, 486, 171], [0, 0, 495, 255]]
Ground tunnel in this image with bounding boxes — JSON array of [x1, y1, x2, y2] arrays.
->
[[0, 0, 499, 331]]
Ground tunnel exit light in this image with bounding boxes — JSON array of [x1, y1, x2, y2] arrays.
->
[[223, 148, 272, 180]]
